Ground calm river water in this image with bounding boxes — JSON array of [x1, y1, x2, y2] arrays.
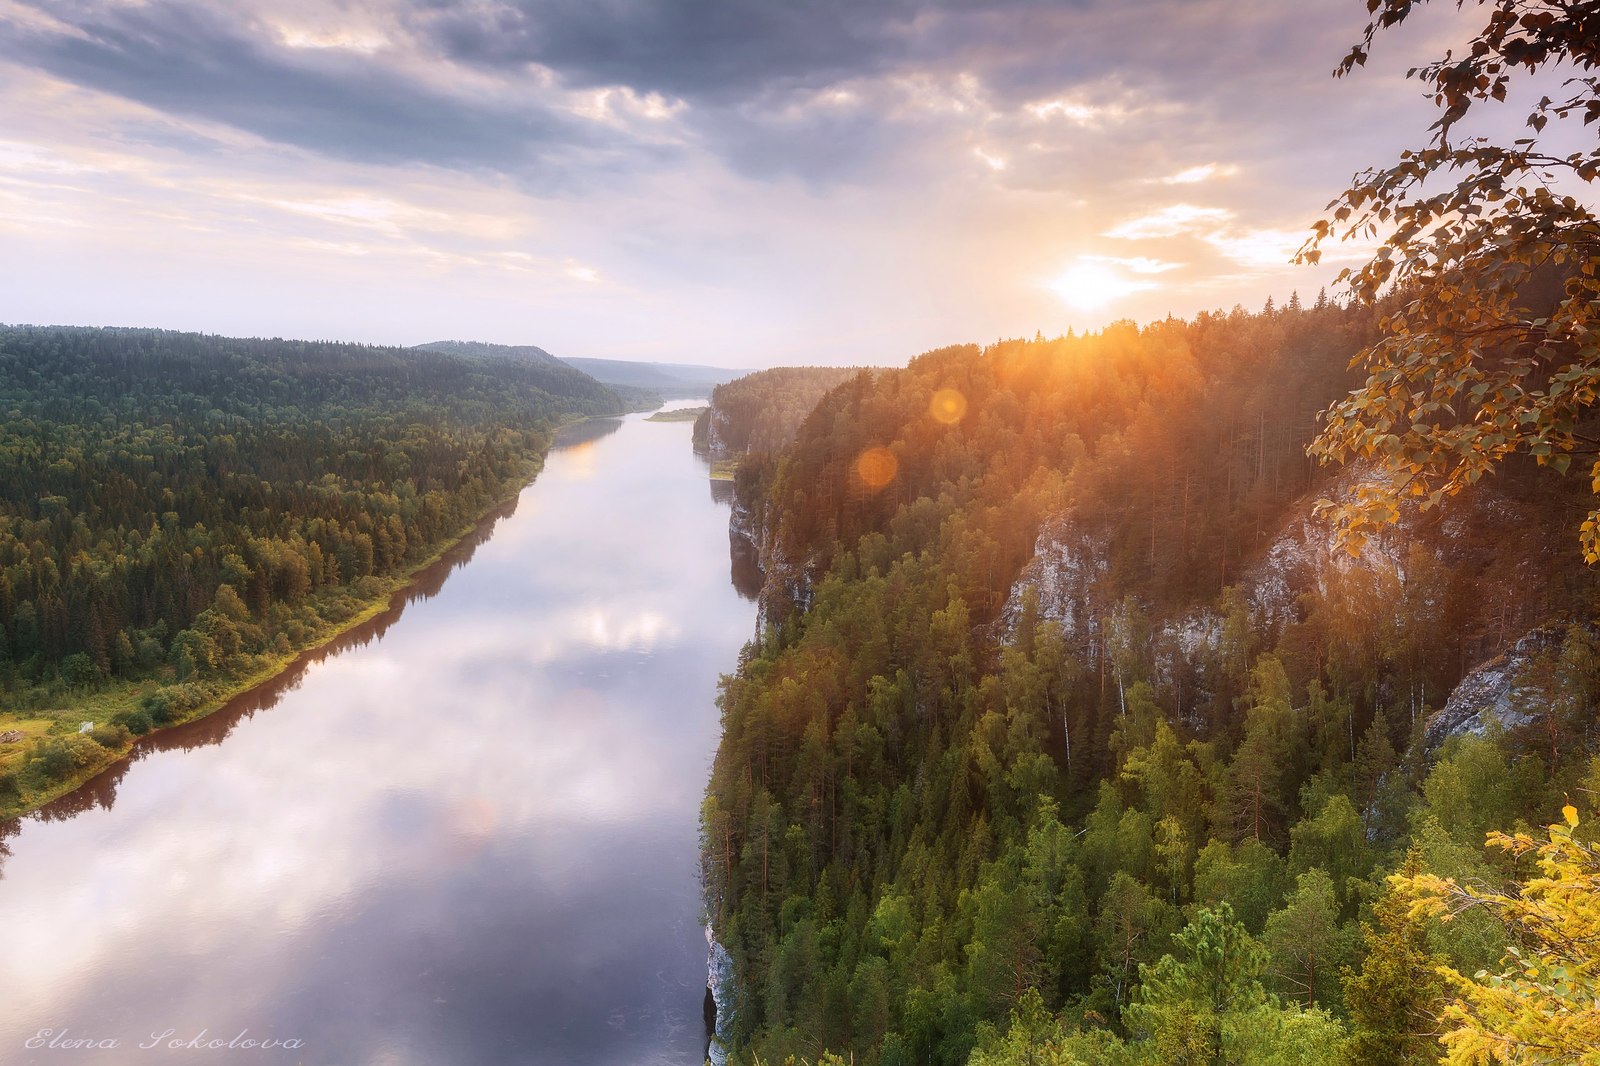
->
[[0, 406, 756, 1066]]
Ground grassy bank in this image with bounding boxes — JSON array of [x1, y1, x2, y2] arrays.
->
[[0, 443, 560, 821], [645, 406, 707, 422]]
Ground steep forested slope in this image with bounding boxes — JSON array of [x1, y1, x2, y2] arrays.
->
[[702, 300, 1600, 1065], [0, 326, 624, 815], [693, 366, 864, 458]]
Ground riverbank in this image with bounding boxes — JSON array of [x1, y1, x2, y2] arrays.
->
[[0, 420, 592, 821], [647, 406, 707, 423]]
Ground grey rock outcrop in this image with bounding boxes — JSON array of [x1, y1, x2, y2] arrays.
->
[[1422, 628, 1561, 752]]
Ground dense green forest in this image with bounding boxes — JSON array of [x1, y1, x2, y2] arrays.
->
[[0, 325, 625, 816], [701, 297, 1600, 1065]]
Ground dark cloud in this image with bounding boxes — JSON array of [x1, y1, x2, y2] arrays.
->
[[420, 0, 935, 102], [415, 0, 1200, 120], [3, 0, 650, 183], [700, 97, 940, 187], [0, 0, 1399, 189]]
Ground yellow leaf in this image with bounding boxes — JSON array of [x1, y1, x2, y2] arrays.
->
[[1564, 804, 1579, 827]]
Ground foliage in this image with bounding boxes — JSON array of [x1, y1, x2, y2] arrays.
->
[[1396, 805, 1600, 1064], [1342, 849, 1450, 1066], [1264, 869, 1356, 1013], [1299, 0, 1600, 557], [700, 297, 1600, 1065], [410, 338, 634, 409], [1123, 903, 1344, 1066], [967, 990, 1087, 1066], [0, 325, 619, 805]]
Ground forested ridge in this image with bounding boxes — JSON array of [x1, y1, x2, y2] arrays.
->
[[413, 339, 665, 410], [702, 297, 1600, 1065], [694, 367, 864, 459], [0, 325, 624, 816]]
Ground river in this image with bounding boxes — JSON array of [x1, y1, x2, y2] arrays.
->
[[0, 405, 755, 1066]]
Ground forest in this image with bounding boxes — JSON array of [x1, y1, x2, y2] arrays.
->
[[694, 367, 865, 459], [413, 339, 665, 410], [700, 294, 1600, 1065], [0, 325, 627, 817]]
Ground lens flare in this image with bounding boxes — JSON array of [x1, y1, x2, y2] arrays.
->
[[855, 447, 898, 491], [929, 388, 968, 424]]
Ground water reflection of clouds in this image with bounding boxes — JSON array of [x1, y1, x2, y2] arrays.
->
[[4, 703, 673, 1034], [365, 602, 684, 666], [0, 412, 752, 1065], [551, 417, 625, 452]]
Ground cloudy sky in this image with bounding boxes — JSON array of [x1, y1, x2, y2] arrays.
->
[[0, 1, 1488, 366]]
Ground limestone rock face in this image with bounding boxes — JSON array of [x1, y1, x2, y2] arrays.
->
[[1424, 628, 1561, 752], [998, 513, 1109, 644], [705, 927, 735, 1066]]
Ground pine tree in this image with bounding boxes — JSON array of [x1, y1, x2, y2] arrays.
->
[[1264, 869, 1352, 1013], [1342, 850, 1447, 1066]]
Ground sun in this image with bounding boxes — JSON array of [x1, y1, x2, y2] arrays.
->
[[1048, 261, 1152, 311]]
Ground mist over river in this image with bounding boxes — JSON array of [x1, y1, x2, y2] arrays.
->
[[0, 405, 755, 1066]]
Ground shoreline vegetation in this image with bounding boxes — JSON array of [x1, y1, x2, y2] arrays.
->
[[0, 325, 655, 822], [0, 410, 621, 822], [646, 406, 708, 423]]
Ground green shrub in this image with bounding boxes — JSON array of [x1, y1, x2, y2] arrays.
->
[[89, 724, 129, 749], [115, 708, 155, 736], [60, 652, 101, 687]]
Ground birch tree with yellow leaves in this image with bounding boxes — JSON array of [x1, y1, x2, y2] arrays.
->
[[1300, 0, 1600, 557], [1393, 805, 1600, 1064]]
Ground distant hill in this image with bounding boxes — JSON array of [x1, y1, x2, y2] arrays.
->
[[693, 366, 864, 456], [414, 339, 566, 366], [558, 357, 750, 398], [413, 340, 627, 410]]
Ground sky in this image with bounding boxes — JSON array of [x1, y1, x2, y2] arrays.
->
[[0, 0, 1514, 367]]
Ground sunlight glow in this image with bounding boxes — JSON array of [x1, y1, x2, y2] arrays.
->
[[1049, 261, 1156, 310], [1104, 203, 1233, 240], [1027, 99, 1100, 124], [1202, 227, 1304, 269], [573, 87, 686, 125], [1083, 254, 1183, 275], [973, 148, 1008, 171], [1162, 163, 1239, 185]]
